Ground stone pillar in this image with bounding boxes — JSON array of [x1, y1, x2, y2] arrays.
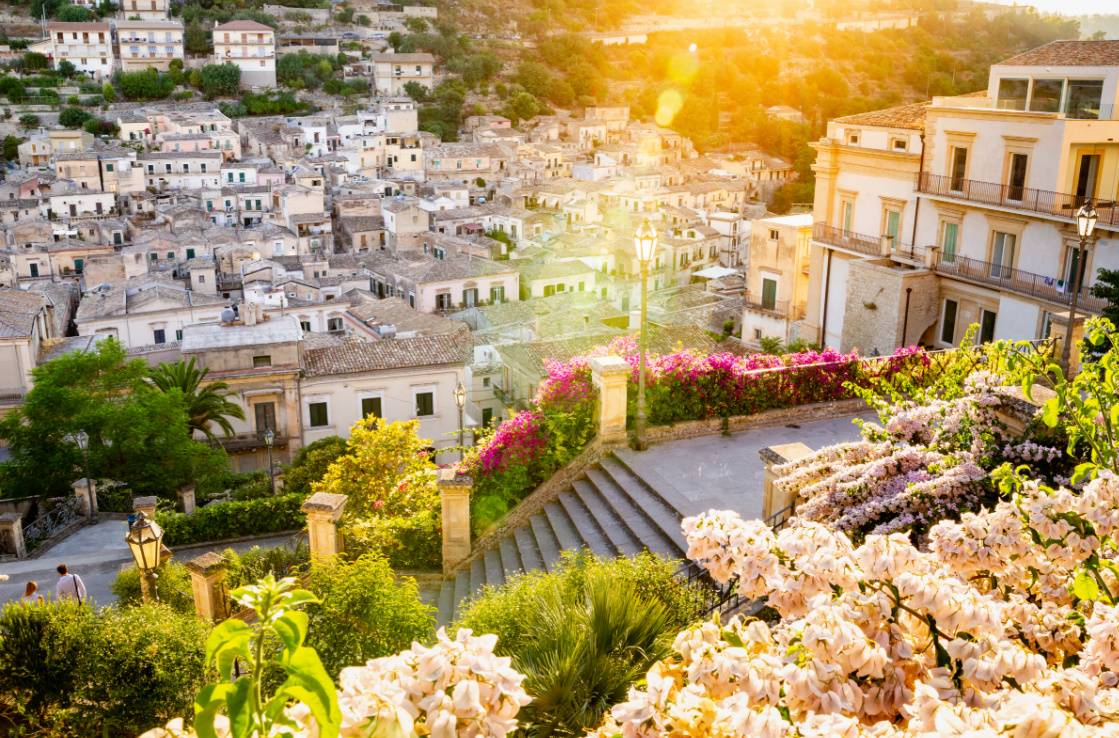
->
[[0, 512, 26, 558], [1050, 310, 1087, 377], [133, 495, 157, 519], [924, 245, 940, 271], [589, 355, 631, 445], [301, 492, 347, 563], [186, 551, 228, 622], [438, 468, 471, 574], [994, 384, 1055, 437], [760, 442, 814, 521], [72, 478, 97, 519], [177, 485, 196, 515]]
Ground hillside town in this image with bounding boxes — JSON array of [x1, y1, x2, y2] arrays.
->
[[4, 1, 1119, 736]]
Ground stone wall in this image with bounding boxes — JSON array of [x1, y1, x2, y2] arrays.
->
[[642, 398, 868, 445], [841, 258, 940, 354]]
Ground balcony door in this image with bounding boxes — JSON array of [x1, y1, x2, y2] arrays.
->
[[990, 232, 1016, 279], [1006, 153, 1028, 202], [979, 309, 997, 344], [883, 209, 901, 251], [941, 222, 958, 263], [761, 277, 777, 310], [1076, 154, 1100, 204], [255, 402, 276, 436], [1064, 246, 1087, 290], [949, 146, 968, 192]]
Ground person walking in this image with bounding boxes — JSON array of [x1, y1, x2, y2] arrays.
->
[[20, 581, 43, 604], [55, 564, 86, 604]]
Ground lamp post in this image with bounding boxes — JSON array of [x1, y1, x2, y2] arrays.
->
[[74, 430, 94, 524], [1061, 202, 1098, 373], [125, 511, 164, 603], [263, 428, 276, 496], [633, 218, 658, 450], [454, 381, 467, 451]]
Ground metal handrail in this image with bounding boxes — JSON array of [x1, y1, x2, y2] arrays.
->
[[917, 171, 1119, 228], [934, 253, 1108, 313]]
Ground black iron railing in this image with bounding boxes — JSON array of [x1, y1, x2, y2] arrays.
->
[[918, 171, 1119, 229], [934, 253, 1107, 313]]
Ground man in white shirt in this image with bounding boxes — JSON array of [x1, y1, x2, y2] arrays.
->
[[55, 563, 87, 604]]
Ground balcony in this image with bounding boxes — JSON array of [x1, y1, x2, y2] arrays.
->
[[917, 172, 1119, 230], [933, 253, 1107, 313], [812, 223, 925, 263], [742, 293, 790, 319], [219, 432, 291, 452]]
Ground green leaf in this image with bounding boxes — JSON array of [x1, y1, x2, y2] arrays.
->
[[1073, 462, 1099, 485], [226, 676, 255, 738], [205, 620, 254, 680], [279, 646, 340, 738], [194, 683, 234, 738], [273, 610, 309, 653], [1073, 569, 1100, 602], [279, 588, 319, 610], [1041, 398, 1060, 428]]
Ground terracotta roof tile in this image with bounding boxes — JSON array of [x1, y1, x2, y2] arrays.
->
[[834, 101, 929, 131], [303, 334, 471, 376], [999, 40, 1119, 67]]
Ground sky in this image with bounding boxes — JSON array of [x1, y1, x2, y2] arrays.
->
[[987, 0, 1118, 15]]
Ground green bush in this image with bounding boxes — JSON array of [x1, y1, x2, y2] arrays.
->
[[198, 62, 240, 98], [224, 541, 310, 589], [155, 493, 304, 546], [117, 68, 175, 100], [456, 551, 704, 656], [110, 560, 195, 614], [0, 600, 92, 717], [75, 604, 210, 734], [304, 554, 435, 677], [58, 106, 91, 128], [95, 483, 133, 512], [282, 434, 347, 498], [342, 508, 440, 571]]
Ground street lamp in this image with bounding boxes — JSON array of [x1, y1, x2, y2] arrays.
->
[[633, 218, 658, 450], [74, 431, 94, 524], [125, 511, 163, 603], [453, 381, 467, 451], [1061, 201, 1098, 373], [263, 428, 276, 496]]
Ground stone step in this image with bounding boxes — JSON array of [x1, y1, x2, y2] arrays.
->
[[499, 533, 524, 577], [556, 488, 615, 557], [483, 546, 504, 589], [542, 499, 586, 553], [585, 465, 680, 558], [513, 524, 545, 572], [451, 569, 471, 622], [571, 479, 642, 556], [468, 555, 485, 596], [436, 580, 455, 626], [529, 512, 562, 571], [598, 456, 687, 553]]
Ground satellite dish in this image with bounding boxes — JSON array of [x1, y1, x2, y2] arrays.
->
[[220, 307, 236, 323]]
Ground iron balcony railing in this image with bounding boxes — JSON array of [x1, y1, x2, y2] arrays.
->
[[917, 171, 1119, 229], [743, 292, 791, 319], [812, 223, 925, 263], [934, 253, 1107, 313]]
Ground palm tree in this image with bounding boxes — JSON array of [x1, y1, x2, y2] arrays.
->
[[148, 358, 245, 441], [513, 571, 673, 737]]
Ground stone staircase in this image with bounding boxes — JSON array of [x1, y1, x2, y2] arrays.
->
[[435, 450, 693, 625]]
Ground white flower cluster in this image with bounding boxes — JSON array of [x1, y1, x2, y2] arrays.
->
[[597, 475, 1119, 737]]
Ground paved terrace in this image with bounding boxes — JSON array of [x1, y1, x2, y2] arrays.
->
[[0, 520, 296, 606]]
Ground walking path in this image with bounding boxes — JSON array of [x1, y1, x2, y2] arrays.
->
[[0, 520, 296, 606]]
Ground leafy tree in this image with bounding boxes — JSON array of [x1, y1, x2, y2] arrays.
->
[[56, 59, 77, 77], [54, 4, 92, 21], [1, 135, 20, 162], [82, 117, 119, 136], [101, 81, 116, 102], [313, 418, 437, 519], [184, 22, 211, 55], [304, 555, 435, 677], [148, 357, 246, 440], [117, 68, 175, 100], [355, 13, 370, 26], [58, 106, 92, 128], [402, 79, 428, 102], [0, 339, 229, 499], [282, 435, 347, 498], [1091, 269, 1119, 329], [334, 5, 353, 22], [199, 62, 239, 98], [18, 113, 39, 129], [0, 76, 26, 103], [21, 52, 49, 71]]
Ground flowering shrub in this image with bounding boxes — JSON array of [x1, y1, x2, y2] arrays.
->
[[466, 338, 931, 533], [592, 472, 1119, 737]]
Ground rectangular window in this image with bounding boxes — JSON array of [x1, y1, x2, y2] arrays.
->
[[941, 299, 958, 344], [308, 402, 329, 427], [884, 209, 901, 250], [175, 329, 183, 341], [482, 407, 493, 427], [950, 146, 968, 192], [153, 328, 166, 344], [990, 232, 1016, 278], [768, 229, 779, 240], [252, 355, 271, 367], [941, 222, 958, 262], [1065, 246, 1086, 289], [1066, 80, 1104, 119], [361, 396, 382, 419], [489, 285, 505, 303], [997, 78, 1028, 110], [980, 309, 997, 343], [300, 320, 311, 332], [415, 391, 434, 417], [841, 201, 854, 236], [1007, 153, 1028, 201], [1030, 78, 1063, 112], [186, 248, 195, 259]]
